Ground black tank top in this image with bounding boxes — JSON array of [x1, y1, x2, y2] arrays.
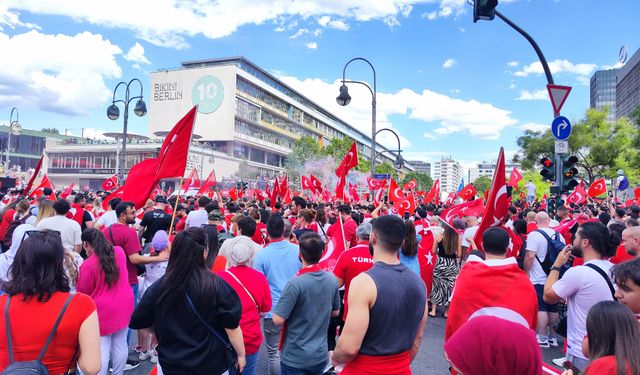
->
[[360, 262, 427, 356], [438, 242, 457, 259]]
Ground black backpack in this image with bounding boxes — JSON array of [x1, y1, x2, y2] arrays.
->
[[516, 235, 528, 270], [2, 294, 74, 375], [2, 214, 32, 250], [534, 229, 566, 275]]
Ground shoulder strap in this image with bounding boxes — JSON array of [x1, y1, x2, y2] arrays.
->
[[5, 296, 13, 364], [184, 293, 232, 349], [109, 225, 115, 244], [535, 229, 553, 243], [225, 270, 258, 310], [585, 263, 616, 298]]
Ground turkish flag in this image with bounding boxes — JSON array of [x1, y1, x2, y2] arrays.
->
[[270, 181, 280, 208], [29, 175, 56, 201], [336, 142, 359, 178], [567, 184, 587, 205], [349, 183, 360, 202], [425, 179, 440, 204], [367, 177, 387, 191], [634, 186, 640, 199], [301, 175, 314, 192], [507, 167, 523, 188], [121, 158, 161, 209], [473, 147, 509, 252], [587, 178, 607, 197], [444, 192, 456, 206], [283, 188, 293, 204], [417, 230, 436, 296], [181, 168, 201, 191], [229, 187, 238, 201], [388, 179, 405, 204], [397, 192, 417, 215], [23, 155, 44, 196], [374, 185, 386, 206], [277, 175, 289, 199], [319, 219, 347, 272], [310, 175, 323, 193], [445, 259, 538, 340], [440, 199, 485, 225], [60, 183, 75, 199], [101, 175, 118, 191], [197, 169, 217, 195], [101, 186, 125, 210], [335, 174, 346, 200], [458, 184, 477, 201], [403, 179, 417, 190], [154, 106, 198, 181]]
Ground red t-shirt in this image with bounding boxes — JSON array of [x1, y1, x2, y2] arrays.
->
[[333, 242, 374, 319], [102, 223, 142, 285], [251, 223, 266, 246], [586, 355, 632, 375], [610, 244, 634, 264], [326, 219, 358, 249], [175, 216, 187, 233], [0, 209, 15, 240], [217, 266, 272, 355], [0, 292, 96, 374]]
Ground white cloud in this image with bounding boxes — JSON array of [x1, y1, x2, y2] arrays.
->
[[278, 74, 518, 143], [317, 16, 350, 31], [0, 3, 40, 31], [516, 89, 548, 101], [4, 0, 420, 49], [289, 28, 309, 39], [442, 58, 456, 69], [450, 88, 460, 94], [305, 42, 317, 50], [507, 61, 519, 67], [514, 59, 597, 83], [601, 61, 624, 70], [508, 83, 516, 89], [318, 15, 331, 26], [521, 122, 548, 133], [0, 30, 122, 116], [421, 0, 467, 20], [123, 42, 150, 65]]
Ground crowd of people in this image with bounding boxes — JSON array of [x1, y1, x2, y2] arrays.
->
[[0, 184, 639, 375]]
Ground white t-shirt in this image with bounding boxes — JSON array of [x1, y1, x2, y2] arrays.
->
[[96, 210, 118, 228], [526, 227, 565, 285], [461, 225, 479, 248], [185, 209, 208, 229], [552, 259, 615, 360], [526, 182, 536, 196], [36, 215, 82, 252], [138, 254, 168, 300]]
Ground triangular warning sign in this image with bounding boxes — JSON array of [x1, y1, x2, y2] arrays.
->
[[547, 84, 572, 117]]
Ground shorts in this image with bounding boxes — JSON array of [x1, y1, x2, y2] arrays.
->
[[534, 284, 558, 313]]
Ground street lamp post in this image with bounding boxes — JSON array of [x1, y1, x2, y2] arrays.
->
[[374, 128, 404, 172], [199, 142, 215, 178], [6, 107, 21, 169], [337, 58, 376, 176], [106, 79, 146, 186]]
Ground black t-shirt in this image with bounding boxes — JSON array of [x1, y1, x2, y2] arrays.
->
[[140, 209, 172, 243], [81, 210, 93, 231], [130, 275, 241, 375]]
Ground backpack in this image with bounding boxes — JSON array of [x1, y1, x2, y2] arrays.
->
[[516, 235, 528, 270], [2, 294, 74, 375], [534, 229, 565, 275], [2, 213, 32, 249]]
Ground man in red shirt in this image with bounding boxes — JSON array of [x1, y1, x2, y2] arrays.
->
[[326, 205, 358, 250]]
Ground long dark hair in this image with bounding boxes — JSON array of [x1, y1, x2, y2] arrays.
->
[[442, 224, 459, 256], [157, 227, 217, 312], [3, 231, 70, 302], [401, 220, 418, 257], [587, 301, 640, 375], [81, 228, 119, 288], [202, 224, 220, 269]]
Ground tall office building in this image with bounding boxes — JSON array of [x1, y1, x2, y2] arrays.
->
[[468, 160, 521, 183], [590, 69, 619, 122], [434, 156, 462, 194], [617, 48, 640, 120], [408, 160, 431, 176]]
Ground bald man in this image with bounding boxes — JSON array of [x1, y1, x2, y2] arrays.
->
[[622, 226, 640, 257], [524, 211, 565, 349]]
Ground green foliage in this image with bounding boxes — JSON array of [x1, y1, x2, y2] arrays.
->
[[472, 176, 492, 195], [400, 171, 433, 191], [324, 137, 369, 173], [375, 162, 395, 176], [41, 127, 60, 134], [514, 108, 639, 185], [516, 170, 552, 199]]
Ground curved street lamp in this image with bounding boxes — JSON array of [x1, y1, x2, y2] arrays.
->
[[336, 57, 376, 176], [107, 78, 146, 185], [374, 128, 404, 171], [6, 107, 21, 169]]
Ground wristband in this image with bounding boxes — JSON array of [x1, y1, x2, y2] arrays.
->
[[550, 266, 563, 273]]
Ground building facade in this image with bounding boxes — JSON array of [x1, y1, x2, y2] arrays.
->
[[434, 156, 462, 194], [408, 160, 431, 177], [617, 48, 640, 121], [148, 56, 411, 179], [590, 69, 619, 122], [468, 160, 521, 183]]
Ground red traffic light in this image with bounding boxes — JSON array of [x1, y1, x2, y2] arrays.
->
[[540, 157, 553, 168]]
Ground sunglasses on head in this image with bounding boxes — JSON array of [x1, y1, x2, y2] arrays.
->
[[21, 229, 62, 244]]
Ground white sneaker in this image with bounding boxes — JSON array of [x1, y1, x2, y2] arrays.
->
[[548, 337, 559, 348], [139, 350, 153, 361], [552, 356, 568, 367], [537, 335, 550, 349], [150, 350, 158, 364]]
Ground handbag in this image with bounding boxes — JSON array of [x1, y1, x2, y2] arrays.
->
[[185, 293, 237, 371], [554, 263, 616, 338]]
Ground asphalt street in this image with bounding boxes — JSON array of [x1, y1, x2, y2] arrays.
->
[[127, 313, 566, 374]]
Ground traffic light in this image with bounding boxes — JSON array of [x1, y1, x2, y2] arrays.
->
[[561, 155, 579, 192], [540, 157, 555, 182], [547, 197, 556, 214], [474, 0, 499, 22]]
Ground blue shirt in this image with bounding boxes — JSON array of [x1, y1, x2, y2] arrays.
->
[[399, 252, 420, 276], [253, 240, 301, 318]]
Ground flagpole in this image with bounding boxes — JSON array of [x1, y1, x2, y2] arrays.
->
[[168, 176, 184, 235], [338, 208, 347, 250]]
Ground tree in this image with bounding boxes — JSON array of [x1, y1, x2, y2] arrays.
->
[[514, 108, 638, 185], [323, 137, 369, 173], [472, 176, 492, 195], [375, 162, 395, 176], [401, 171, 433, 191], [41, 127, 60, 134], [516, 170, 551, 200], [284, 136, 324, 183]]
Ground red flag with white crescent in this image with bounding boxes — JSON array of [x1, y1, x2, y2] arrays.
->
[[403, 179, 417, 190], [567, 184, 586, 205], [473, 147, 509, 252], [310, 174, 323, 193], [425, 179, 440, 204], [417, 230, 436, 296], [301, 175, 314, 192], [23, 155, 44, 196], [389, 179, 405, 204], [507, 167, 523, 188], [60, 183, 75, 199], [336, 142, 359, 178], [440, 199, 485, 225], [181, 168, 201, 191], [335, 175, 346, 200], [367, 176, 387, 190], [29, 175, 56, 201], [587, 178, 607, 197], [154, 106, 198, 180], [102, 186, 125, 211], [101, 175, 118, 191], [349, 183, 360, 202], [197, 169, 217, 195], [444, 192, 456, 206], [458, 184, 477, 201]]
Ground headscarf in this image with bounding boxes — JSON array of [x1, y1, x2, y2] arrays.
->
[[445, 316, 542, 375], [226, 236, 256, 267], [151, 230, 169, 252]]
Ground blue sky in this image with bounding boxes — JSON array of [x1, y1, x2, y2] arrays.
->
[[0, 0, 638, 173]]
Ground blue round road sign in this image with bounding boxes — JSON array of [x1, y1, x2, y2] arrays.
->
[[551, 116, 572, 141]]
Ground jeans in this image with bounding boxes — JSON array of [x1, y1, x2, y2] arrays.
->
[[263, 318, 282, 375], [229, 352, 258, 375], [281, 361, 328, 375], [127, 284, 139, 346], [99, 327, 128, 375]]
